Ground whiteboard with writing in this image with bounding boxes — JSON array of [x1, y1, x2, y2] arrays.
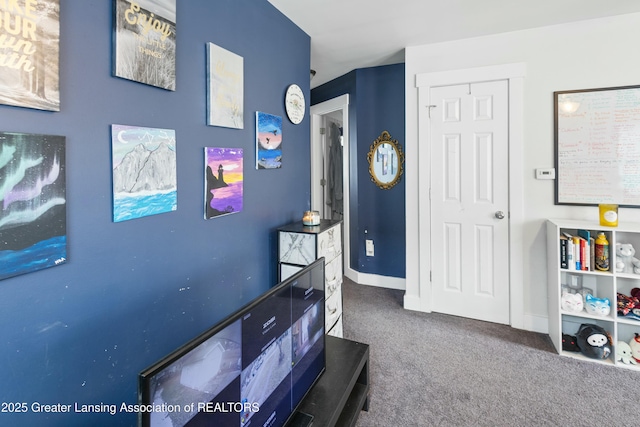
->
[[555, 85, 640, 206]]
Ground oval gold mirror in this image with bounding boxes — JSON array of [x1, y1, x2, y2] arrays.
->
[[367, 131, 404, 190]]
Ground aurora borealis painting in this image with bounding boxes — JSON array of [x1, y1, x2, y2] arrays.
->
[[0, 132, 66, 281], [205, 147, 243, 219], [256, 112, 282, 169]]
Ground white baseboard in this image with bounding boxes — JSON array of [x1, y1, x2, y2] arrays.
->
[[345, 267, 405, 290], [521, 314, 549, 334], [403, 294, 432, 312], [344, 267, 549, 336]]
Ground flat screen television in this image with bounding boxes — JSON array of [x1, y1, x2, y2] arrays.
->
[[139, 258, 326, 427]]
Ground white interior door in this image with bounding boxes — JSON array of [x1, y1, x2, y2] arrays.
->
[[430, 80, 510, 324]]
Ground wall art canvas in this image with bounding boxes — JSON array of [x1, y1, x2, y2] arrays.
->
[[205, 147, 243, 219], [256, 112, 282, 169], [111, 124, 177, 222], [0, 0, 60, 111], [0, 132, 66, 281], [113, 0, 176, 91], [206, 42, 243, 129]]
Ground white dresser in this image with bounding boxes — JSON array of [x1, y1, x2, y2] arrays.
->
[[278, 220, 343, 337]]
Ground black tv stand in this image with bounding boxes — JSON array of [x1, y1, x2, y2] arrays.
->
[[287, 411, 314, 427], [290, 335, 370, 427]]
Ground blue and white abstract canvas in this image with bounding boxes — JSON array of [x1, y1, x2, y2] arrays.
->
[[0, 132, 67, 281], [111, 124, 177, 222], [256, 112, 282, 169]]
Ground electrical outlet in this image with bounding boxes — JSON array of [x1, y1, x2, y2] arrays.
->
[[365, 239, 374, 257]]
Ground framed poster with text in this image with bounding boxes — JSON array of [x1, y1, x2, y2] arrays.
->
[[0, 0, 60, 111]]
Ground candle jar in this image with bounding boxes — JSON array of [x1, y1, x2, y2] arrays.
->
[[302, 210, 320, 226], [599, 204, 618, 227]]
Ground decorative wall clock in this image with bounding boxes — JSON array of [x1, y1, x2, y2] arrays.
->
[[285, 84, 305, 124]]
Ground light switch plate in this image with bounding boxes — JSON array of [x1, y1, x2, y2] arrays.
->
[[365, 239, 374, 257]]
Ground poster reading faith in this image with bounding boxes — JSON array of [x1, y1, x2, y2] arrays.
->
[[0, 0, 60, 111], [0, 132, 67, 281], [113, 0, 176, 90], [206, 42, 244, 129]]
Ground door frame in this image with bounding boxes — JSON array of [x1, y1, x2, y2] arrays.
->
[[310, 95, 353, 279], [408, 63, 526, 329]]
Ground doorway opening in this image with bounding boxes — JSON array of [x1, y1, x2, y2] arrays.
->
[[310, 94, 352, 278]]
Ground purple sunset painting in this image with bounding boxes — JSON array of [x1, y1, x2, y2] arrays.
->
[[205, 147, 243, 219]]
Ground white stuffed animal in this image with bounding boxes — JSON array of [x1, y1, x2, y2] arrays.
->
[[561, 291, 584, 313], [615, 243, 640, 274], [616, 341, 637, 365]]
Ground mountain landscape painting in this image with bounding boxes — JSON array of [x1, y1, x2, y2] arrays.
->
[[111, 124, 177, 222], [0, 132, 66, 281], [113, 0, 176, 90], [204, 147, 243, 219]]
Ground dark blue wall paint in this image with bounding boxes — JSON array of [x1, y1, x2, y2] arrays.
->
[[311, 64, 405, 278], [355, 65, 406, 277], [0, 1, 310, 425], [310, 71, 357, 106]]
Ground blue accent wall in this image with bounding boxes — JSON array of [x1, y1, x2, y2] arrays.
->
[[311, 64, 406, 278], [0, 1, 310, 425]]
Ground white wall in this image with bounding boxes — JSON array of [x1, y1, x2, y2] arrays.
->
[[405, 12, 640, 331]]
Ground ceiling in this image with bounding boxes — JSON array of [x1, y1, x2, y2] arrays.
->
[[268, 0, 640, 88]]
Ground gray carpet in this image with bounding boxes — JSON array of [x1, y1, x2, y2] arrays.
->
[[341, 278, 639, 427]]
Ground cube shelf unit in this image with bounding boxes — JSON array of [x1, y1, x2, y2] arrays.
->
[[547, 219, 640, 369]]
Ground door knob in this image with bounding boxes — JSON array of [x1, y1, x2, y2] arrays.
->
[[495, 211, 505, 219]]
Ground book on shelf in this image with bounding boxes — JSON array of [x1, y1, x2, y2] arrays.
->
[[572, 236, 581, 270], [576, 229, 591, 271], [562, 232, 575, 270], [560, 235, 568, 269], [560, 230, 596, 271]]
